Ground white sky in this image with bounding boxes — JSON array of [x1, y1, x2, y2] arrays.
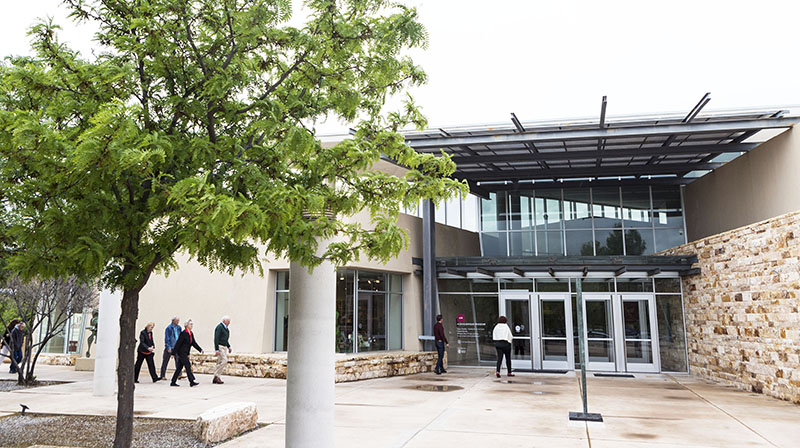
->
[[3, 0, 800, 134]]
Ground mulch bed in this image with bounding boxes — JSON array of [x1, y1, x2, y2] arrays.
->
[[0, 380, 68, 392], [0, 414, 217, 448]]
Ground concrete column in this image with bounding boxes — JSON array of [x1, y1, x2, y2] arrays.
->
[[422, 199, 438, 351], [93, 289, 121, 397], [286, 257, 336, 447]]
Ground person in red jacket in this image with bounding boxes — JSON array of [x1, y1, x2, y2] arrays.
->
[[433, 314, 449, 375], [134, 322, 160, 383], [170, 319, 203, 387]]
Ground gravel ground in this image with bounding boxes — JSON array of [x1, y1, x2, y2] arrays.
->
[[0, 380, 68, 392], [0, 414, 217, 448]]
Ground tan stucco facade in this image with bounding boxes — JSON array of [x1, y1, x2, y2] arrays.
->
[[135, 212, 480, 355], [684, 125, 800, 241]]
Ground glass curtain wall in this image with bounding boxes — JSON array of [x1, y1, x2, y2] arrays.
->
[[480, 186, 686, 257], [39, 310, 89, 354], [275, 269, 403, 353]]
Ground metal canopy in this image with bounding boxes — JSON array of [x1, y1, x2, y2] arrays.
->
[[436, 255, 699, 277], [405, 103, 798, 189]]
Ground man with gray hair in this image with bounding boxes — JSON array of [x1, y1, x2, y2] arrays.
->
[[213, 316, 232, 384], [159, 316, 182, 380]]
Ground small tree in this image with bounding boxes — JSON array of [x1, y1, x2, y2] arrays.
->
[[0, 276, 97, 385], [0, 1, 464, 447]]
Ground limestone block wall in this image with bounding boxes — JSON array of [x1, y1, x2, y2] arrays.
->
[[660, 210, 800, 403]]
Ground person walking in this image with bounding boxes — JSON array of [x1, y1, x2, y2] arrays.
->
[[134, 322, 160, 383], [493, 316, 514, 378], [9, 322, 25, 374], [433, 314, 449, 375], [159, 317, 182, 380], [1, 319, 20, 360], [170, 319, 202, 387], [212, 316, 232, 384]]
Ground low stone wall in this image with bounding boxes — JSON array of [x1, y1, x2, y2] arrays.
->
[[189, 350, 443, 383], [37, 354, 79, 366], [660, 210, 800, 404]]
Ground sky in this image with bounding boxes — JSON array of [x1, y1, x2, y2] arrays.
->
[[3, 0, 800, 134]]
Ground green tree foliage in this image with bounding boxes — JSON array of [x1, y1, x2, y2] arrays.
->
[[0, 1, 465, 446]]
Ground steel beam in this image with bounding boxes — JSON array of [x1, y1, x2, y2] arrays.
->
[[407, 117, 799, 149], [462, 162, 723, 181]]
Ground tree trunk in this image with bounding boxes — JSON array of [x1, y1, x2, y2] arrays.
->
[[112, 288, 139, 448]]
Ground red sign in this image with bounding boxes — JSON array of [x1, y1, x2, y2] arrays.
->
[[456, 314, 466, 323]]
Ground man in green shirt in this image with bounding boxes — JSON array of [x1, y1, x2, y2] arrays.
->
[[213, 316, 232, 384]]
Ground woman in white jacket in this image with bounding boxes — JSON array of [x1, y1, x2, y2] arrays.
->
[[492, 316, 514, 378]]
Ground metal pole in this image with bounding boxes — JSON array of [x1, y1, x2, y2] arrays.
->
[[570, 277, 603, 422]]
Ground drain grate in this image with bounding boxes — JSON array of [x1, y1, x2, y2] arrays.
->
[[594, 373, 635, 378]]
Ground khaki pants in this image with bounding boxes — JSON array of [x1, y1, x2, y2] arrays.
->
[[214, 349, 228, 378]]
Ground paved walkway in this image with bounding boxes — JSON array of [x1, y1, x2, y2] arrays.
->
[[2, 365, 799, 447]]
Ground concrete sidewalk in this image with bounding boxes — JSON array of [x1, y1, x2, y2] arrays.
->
[[2, 365, 799, 447]]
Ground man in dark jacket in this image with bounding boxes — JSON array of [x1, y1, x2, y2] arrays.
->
[[170, 319, 203, 387], [9, 322, 26, 374], [433, 315, 449, 375], [212, 316, 231, 384]]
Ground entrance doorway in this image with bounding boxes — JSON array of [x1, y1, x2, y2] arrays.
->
[[498, 289, 660, 372]]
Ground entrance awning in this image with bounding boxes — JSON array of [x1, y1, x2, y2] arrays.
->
[[436, 255, 698, 278]]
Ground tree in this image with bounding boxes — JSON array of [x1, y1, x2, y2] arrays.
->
[[0, 1, 464, 446], [580, 224, 647, 255], [0, 276, 97, 385]]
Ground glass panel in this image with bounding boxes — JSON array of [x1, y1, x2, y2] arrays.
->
[[563, 188, 592, 229], [446, 196, 461, 227], [512, 338, 532, 362], [542, 339, 568, 362], [275, 291, 290, 351], [481, 232, 508, 256], [438, 279, 498, 293], [570, 278, 613, 292], [624, 228, 652, 255], [565, 230, 595, 256], [67, 313, 85, 354], [508, 231, 535, 256], [541, 301, 567, 337], [656, 295, 688, 371], [536, 279, 569, 293], [594, 229, 623, 255], [336, 270, 355, 353], [357, 292, 386, 351], [626, 341, 653, 363], [623, 300, 652, 339], [587, 340, 614, 363], [276, 271, 289, 290], [654, 210, 684, 228], [655, 228, 686, 251], [518, 192, 535, 230], [591, 187, 621, 228], [439, 294, 499, 366], [481, 192, 507, 231], [534, 189, 563, 230], [616, 278, 654, 292], [655, 278, 681, 293], [43, 319, 66, 353], [622, 186, 652, 228], [388, 293, 402, 350], [389, 274, 402, 293], [499, 279, 533, 291], [651, 185, 681, 210], [586, 300, 613, 340], [536, 231, 564, 256], [506, 300, 531, 337], [358, 271, 386, 291]]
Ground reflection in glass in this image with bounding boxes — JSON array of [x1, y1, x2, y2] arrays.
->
[[616, 278, 654, 293], [512, 339, 532, 361], [541, 301, 567, 337], [438, 293, 499, 366], [564, 188, 592, 229], [655, 278, 681, 293], [481, 192, 507, 231], [585, 299, 614, 363], [622, 186, 652, 228], [626, 341, 653, 363], [481, 232, 508, 256], [657, 295, 688, 371], [587, 340, 614, 363], [623, 300, 652, 339], [535, 189, 563, 230], [506, 300, 531, 337], [509, 231, 535, 256], [591, 187, 622, 228], [543, 339, 568, 362], [357, 292, 386, 351], [655, 228, 686, 251], [593, 228, 624, 255], [499, 279, 533, 291], [388, 293, 402, 350], [651, 185, 682, 210], [654, 210, 684, 227], [537, 231, 564, 256], [275, 291, 289, 351], [565, 230, 594, 256], [536, 279, 569, 293], [624, 229, 650, 255], [336, 270, 355, 353]]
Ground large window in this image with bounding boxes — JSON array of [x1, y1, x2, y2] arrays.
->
[[479, 186, 686, 256], [274, 269, 403, 353]]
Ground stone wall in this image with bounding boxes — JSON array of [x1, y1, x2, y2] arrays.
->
[[37, 354, 79, 366], [189, 350, 443, 383], [660, 210, 800, 403]]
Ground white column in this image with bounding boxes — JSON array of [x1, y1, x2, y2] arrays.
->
[[93, 289, 121, 397], [286, 258, 336, 447]]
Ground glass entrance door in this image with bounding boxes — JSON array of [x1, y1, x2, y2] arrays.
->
[[621, 294, 660, 372], [499, 294, 532, 369], [537, 294, 574, 370], [582, 293, 616, 371]]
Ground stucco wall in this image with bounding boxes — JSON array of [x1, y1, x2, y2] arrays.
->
[[661, 210, 800, 403], [136, 212, 480, 355], [684, 126, 800, 241]]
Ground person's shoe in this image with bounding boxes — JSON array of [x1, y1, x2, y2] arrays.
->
[[434, 369, 441, 375], [496, 372, 501, 378], [152, 378, 160, 383], [190, 381, 199, 387], [441, 369, 447, 374], [507, 373, 515, 377], [134, 380, 139, 383], [170, 382, 179, 387]]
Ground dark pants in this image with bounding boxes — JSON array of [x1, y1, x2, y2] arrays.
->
[[435, 341, 446, 373], [134, 352, 159, 382], [171, 354, 195, 384], [495, 341, 512, 373], [160, 348, 178, 378], [9, 349, 22, 373]]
